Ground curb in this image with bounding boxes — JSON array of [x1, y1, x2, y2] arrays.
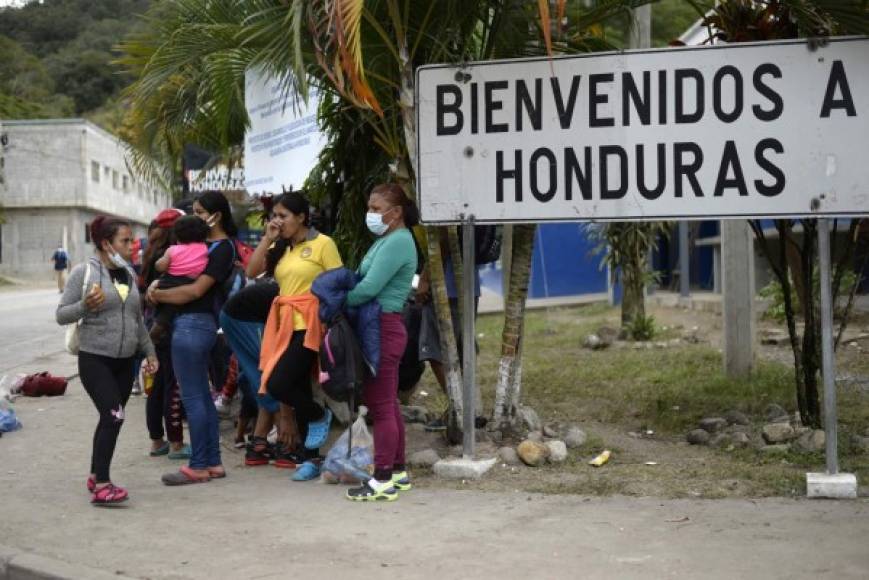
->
[[0, 544, 136, 580]]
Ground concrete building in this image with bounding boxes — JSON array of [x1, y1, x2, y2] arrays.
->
[[0, 119, 171, 280]]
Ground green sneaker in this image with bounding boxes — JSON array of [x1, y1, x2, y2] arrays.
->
[[346, 479, 398, 502], [391, 471, 412, 491]]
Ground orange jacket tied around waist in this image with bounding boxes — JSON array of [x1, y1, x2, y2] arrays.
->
[[258, 293, 323, 394]]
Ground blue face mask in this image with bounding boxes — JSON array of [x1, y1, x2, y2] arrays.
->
[[366, 208, 395, 236]]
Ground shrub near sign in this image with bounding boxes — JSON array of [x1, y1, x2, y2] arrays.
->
[[416, 38, 869, 224]]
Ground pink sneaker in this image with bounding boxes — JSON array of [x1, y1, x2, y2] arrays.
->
[[91, 483, 129, 505]]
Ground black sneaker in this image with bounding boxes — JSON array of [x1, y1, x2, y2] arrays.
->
[[244, 437, 273, 466], [346, 480, 398, 502], [274, 445, 307, 469]]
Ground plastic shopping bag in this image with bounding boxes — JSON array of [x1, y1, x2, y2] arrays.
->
[[322, 406, 374, 484]]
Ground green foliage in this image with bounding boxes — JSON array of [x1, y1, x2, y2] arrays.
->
[[0, 1, 152, 122], [759, 268, 860, 322], [626, 313, 657, 341]]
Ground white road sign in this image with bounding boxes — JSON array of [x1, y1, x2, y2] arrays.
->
[[416, 37, 869, 224], [244, 69, 325, 195]]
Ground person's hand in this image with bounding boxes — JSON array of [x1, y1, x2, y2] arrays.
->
[[84, 283, 105, 311], [265, 217, 283, 242], [146, 280, 160, 305], [142, 356, 159, 376]]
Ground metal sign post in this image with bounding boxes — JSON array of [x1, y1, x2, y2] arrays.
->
[[461, 215, 477, 458], [817, 218, 839, 475]]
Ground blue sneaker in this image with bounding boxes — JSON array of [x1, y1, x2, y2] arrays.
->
[[291, 461, 321, 481], [304, 408, 332, 450]]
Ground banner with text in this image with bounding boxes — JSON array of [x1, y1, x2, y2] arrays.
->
[[416, 37, 869, 223], [244, 69, 325, 195]]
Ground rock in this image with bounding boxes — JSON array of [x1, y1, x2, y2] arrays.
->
[[526, 430, 544, 443], [760, 444, 791, 454], [727, 424, 751, 434], [731, 432, 751, 448], [725, 410, 750, 426], [597, 326, 619, 346], [762, 423, 797, 444], [542, 424, 561, 438], [433, 457, 497, 480], [408, 449, 441, 468], [564, 426, 588, 449], [517, 440, 550, 467], [545, 440, 568, 463], [489, 430, 504, 444], [583, 334, 603, 350], [764, 404, 789, 422], [687, 429, 711, 445], [709, 433, 732, 448], [400, 405, 429, 424], [699, 417, 728, 433], [517, 405, 542, 433], [498, 446, 520, 465], [792, 429, 825, 453]]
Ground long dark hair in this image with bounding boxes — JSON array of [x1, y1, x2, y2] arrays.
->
[[90, 215, 130, 250], [370, 183, 420, 227], [195, 190, 238, 237], [265, 191, 311, 278], [141, 226, 173, 288]]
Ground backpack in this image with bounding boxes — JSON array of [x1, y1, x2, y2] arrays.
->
[[208, 239, 247, 304], [473, 225, 502, 265], [318, 313, 366, 404]]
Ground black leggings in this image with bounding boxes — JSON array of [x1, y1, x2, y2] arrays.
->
[[265, 331, 322, 454], [78, 351, 136, 482]]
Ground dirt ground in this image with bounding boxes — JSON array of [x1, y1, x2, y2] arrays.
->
[[401, 302, 869, 499]]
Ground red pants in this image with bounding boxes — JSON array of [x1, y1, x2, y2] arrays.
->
[[363, 313, 408, 474]]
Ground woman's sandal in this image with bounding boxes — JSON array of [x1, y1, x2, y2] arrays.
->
[[86, 475, 96, 493], [149, 442, 170, 456], [161, 465, 211, 486], [206, 466, 226, 479], [91, 483, 129, 505]]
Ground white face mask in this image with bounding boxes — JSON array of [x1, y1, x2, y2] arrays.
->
[[107, 250, 127, 268], [366, 207, 396, 236]]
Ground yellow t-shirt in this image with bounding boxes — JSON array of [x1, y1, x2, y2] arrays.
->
[[274, 232, 343, 329]]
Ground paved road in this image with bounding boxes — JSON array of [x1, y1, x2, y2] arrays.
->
[[0, 286, 79, 381]]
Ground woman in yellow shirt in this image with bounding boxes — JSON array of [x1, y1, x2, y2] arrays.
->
[[246, 192, 342, 480]]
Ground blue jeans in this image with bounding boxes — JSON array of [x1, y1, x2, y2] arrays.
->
[[219, 311, 279, 414], [172, 313, 220, 469]]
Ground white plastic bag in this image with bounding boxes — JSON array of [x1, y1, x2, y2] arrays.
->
[[322, 406, 374, 484]]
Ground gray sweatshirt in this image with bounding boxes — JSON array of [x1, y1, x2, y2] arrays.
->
[[56, 256, 156, 360]]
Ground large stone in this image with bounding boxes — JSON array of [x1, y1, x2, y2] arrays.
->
[[517, 440, 550, 466], [725, 410, 750, 426], [564, 426, 588, 449], [762, 423, 797, 444], [583, 334, 603, 350], [408, 448, 441, 468], [433, 457, 497, 480], [731, 432, 751, 448], [792, 429, 826, 453], [765, 404, 789, 422], [687, 429, 711, 445], [699, 417, 728, 433], [709, 433, 732, 448], [526, 430, 544, 443], [400, 405, 429, 424], [517, 405, 542, 433], [545, 440, 568, 463], [597, 326, 620, 346], [542, 423, 561, 438], [498, 446, 520, 465]]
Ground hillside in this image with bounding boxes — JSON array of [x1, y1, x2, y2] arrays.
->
[[0, 0, 151, 129]]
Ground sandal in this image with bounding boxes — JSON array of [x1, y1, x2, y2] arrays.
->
[[206, 466, 227, 479], [91, 483, 129, 505], [149, 442, 170, 457], [86, 475, 96, 493], [304, 408, 332, 450], [161, 465, 210, 486], [168, 444, 191, 460]]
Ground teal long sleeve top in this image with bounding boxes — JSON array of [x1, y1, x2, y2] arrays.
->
[[346, 228, 417, 313]]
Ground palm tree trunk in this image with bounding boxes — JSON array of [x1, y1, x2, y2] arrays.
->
[[492, 224, 536, 428]]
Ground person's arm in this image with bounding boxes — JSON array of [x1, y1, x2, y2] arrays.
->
[[56, 264, 88, 324], [155, 253, 170, 273], [346, 238, 406, 306], [247, 218, 282, 278], [149, 240, 233, 305]]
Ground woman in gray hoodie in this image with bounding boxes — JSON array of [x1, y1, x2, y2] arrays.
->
[[57, 215, 157, 505]]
